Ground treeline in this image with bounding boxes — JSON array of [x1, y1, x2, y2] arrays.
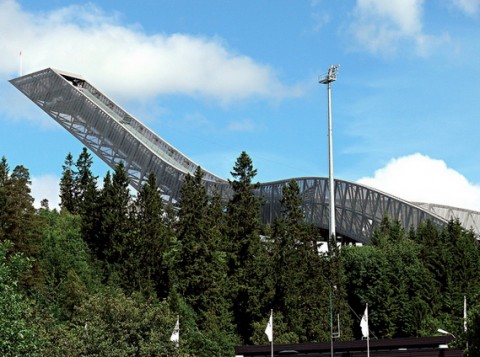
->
[[1, 149, 480, 356]]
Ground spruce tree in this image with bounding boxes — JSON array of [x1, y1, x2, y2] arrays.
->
[[74, 148, 97, 214], [68, 148, 100, 252], [175, 167, 232, 338], [59, 153, 76, 213], [93, 162, 132, 281], [226, 151, 271, 343], [130, 172, 170, 295], [1, 164, 38, 257], [271, 180, 333, 342], [0, 157, 9, 241]]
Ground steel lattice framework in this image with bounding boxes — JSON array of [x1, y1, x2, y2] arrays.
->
[[10, 68, 479, 244]]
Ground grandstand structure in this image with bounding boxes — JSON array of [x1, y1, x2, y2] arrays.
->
[[10, 68, 480, 244]]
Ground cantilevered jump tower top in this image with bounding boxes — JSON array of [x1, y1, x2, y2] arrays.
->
[[10, 68, 227, 203]]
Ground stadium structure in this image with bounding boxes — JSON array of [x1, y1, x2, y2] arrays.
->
[[10, 68, 480, 244]]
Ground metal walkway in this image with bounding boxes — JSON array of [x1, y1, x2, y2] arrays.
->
[[10, 68, 479, 244]]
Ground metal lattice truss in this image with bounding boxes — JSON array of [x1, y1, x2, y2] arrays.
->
[[10, 68, 226, 203], [414, 203, 480, 236], [258, 178, 450, 244], [10, 68, 480, 244]]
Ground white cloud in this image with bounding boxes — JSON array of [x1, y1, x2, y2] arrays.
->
[[30, 174, 60, 210], [227, 118, 257, 132], [348, 0, 448, 56], [357, 153, 480, 211], [451, 0, 480, 16], [0, 0, 301, 104]]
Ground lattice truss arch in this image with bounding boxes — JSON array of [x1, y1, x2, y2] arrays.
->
[[11, 68, 479, 244], [258, 178, 447, 244]]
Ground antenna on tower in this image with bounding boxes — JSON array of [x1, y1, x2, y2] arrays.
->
[[19, 50, 23, 76]]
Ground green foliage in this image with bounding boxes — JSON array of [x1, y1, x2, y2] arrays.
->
[[129, 172, 171, 296], [343, 217, 477, 339], [169, 293, 236, 356], [226, 152, 272, 342], [0, 160, 39, 258], [36, 209, 101, 318], [3, 150, 480, 354], [46, 289, 178, 356], [270, 181, 334, 342], [467, 303, 480, 357], [59, 152, 76, 213], [74, 147, 98, 213], [0, 240, 46, 355], [0, 156, 9, 241], [87, 162, 132, 271], [174, 167, 235, 345]]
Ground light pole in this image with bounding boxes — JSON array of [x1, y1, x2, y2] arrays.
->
[[437, 328, 456, 349], [319, 65, 339, 249], [320, 65, 340, 357]]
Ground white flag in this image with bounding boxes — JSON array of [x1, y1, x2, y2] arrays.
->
[[360, 305, 368, 338], [170, 317, 179, 346], [265, 311, 273, 342]]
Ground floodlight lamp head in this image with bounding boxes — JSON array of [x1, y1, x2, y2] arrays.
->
[[319, 64, 340, 84], [437, 328, 456, 338]]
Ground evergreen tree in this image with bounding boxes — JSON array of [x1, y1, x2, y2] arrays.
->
[[226, 151, 271, 343], [270, 180, 333, 342], [467, 303, 480, 357], [94, 162, 132, 281], [0, 156, 9, 241], [130, 172, 170, 296], [1, 164, 39, 257], [175, 167, 233, 338], [59, 153, 76, 213], [344, 217, 435, 338], [73, 147, 97, 214], [71, 149, 100, 252]]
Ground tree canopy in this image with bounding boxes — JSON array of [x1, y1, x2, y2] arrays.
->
[[1, 150, 479, 355]]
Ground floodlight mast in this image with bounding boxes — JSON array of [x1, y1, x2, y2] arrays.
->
[[319, 65, 339, 250]]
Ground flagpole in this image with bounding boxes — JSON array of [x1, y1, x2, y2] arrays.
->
[[270, 309, 273, 357], [464, 296, 468, 350], [170, 315, 180, 349], [366, 304, 370, 357], [265, 309, 274, 357], [360, 304, 369, 357], [330, 289, 334, 357]]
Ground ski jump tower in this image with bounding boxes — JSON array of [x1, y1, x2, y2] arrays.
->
[[11, 68, 479, 244]]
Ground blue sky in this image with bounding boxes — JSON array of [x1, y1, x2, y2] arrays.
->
[[1, 0, 480, 210]]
